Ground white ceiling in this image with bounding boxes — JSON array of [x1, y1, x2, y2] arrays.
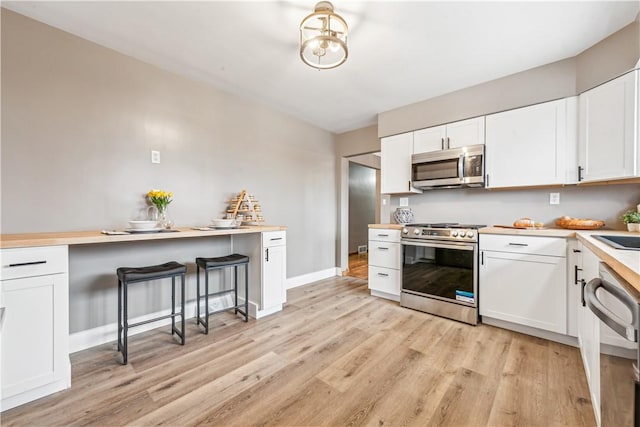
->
[[3, 1, 639, 134]]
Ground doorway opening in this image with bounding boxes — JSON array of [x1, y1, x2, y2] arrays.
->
[[345, 155, 380, 280]]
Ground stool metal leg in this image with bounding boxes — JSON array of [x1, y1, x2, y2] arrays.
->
[[181, 273, 186, 345], [117, 279, 122, 352], [196, 265, 201, 327], [204, 268, 209, 334], [234, 265, 238, 315], [171, 276, 176, 335], [122, 281, 128, 365], [244, 263, 249, 322]]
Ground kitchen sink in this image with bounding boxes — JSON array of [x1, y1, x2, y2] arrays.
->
[[592, 235, 640, 251]]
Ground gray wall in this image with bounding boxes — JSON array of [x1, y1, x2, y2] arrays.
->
[[1, 10, 337, 332], [348, 163, 376, 254], [388, 184, 640, 231]]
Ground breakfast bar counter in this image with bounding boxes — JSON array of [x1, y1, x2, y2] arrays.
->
[[0, 225, 286, 249]]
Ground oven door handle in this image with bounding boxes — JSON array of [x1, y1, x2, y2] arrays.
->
[[402, 240, 475, 251]]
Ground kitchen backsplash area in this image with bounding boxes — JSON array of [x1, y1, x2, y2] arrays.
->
[[388, 183, 640, 229]]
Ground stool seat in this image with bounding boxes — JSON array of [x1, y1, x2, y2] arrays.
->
[[117, 261, 186, 282], [196, 254, 249, 269]]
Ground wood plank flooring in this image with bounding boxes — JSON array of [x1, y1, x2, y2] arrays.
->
[[2, 276, 595, 426], [346, 253, 368, 280]]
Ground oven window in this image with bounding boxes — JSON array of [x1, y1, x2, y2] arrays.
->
[[402, 244, 475, 304], [412, 159, 459, 181]]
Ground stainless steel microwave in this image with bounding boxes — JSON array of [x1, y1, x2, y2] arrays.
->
[[411, 144, 485, 189]]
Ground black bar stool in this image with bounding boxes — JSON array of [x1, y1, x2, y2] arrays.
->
[[196, 254, 249, 334], [117, 261, 186, 365]]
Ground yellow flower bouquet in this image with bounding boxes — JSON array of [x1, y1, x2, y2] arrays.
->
[[147, 189, 173, 212]]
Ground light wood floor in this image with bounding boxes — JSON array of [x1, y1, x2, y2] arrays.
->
[[2, 277, 595, 426], [346, 253, 368, 280]]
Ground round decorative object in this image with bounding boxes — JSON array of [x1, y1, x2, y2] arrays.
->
[[393, 207, 415, 224]]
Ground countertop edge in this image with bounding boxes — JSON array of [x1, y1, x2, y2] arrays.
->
[[0, 225, 287, 249], [368, 224, 404, 230]]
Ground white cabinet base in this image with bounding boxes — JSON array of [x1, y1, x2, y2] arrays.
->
[[1, 365, 71, 412], [370, 289, 400, 302], [481, 317, 578, 348]]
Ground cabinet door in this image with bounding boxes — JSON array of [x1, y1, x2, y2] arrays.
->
[[381, 132, 421, 194], [479, 250, 567, 333], [578, 70, 637, 182], [446, 117, 485, 148], [1, 273, 68, 399], [413, 126, 446, 153], [578, 243, 600, 413], [263, 244, 286, 309], [485, 98, 569, 188]]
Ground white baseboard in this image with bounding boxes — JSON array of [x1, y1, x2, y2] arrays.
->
[[286, 267, 339, 290], [481, 317, 579, 348]]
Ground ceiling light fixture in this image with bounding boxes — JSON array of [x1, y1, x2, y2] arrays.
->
[[299, 1, 348, 70]]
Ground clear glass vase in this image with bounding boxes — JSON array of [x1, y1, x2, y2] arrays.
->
[[148, 205, 173, 229]]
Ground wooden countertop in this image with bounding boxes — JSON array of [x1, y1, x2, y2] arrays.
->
[[479, 226, 577, 238], [368, 224, 404, 230], [0, 225, 286, 249]]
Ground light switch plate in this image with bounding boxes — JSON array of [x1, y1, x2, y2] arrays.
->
[[151, 150, 160, 164], [549, 192, 560, 205]]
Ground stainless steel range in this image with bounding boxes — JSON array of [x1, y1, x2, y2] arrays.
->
[[400, 223, 485, 325]]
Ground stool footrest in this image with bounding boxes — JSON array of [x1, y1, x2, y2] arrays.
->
[[128, 312, 182, 329]]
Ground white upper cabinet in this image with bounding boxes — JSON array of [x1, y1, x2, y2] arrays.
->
[[485, 97, 577, 188], [413, 116, 485, 154], [578, 69, 638, 182], [380, 132, 422, 194]]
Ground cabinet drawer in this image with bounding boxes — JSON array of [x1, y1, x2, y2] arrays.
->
[[368, 229, 401, 243], [368, 266, 400, 296], [479, 234, 566, 257], [1, 246, 68, 281], [262, 231, 286, 248], [368, 241, 401, 269]]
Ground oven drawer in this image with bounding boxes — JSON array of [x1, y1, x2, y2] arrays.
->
[[369, 241, 401, 269], [479, 234, 566, 257], [368, 266, 400, 296], [368, 229, 401, 243]]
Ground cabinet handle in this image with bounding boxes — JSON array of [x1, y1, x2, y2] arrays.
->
[[8, 260, 47, 267], [580, 279, 587, 306], [486, 174, 489, 187], [265, 248, 269, 262], [378, 234, 389, 237], [377, 247, 389, 251], [270, 237, 283, 241], [408, 180, 411, 191], [446, 137, 450, 149], [574, 265, 583, 285], [572, 249, 582, 253], [441, 138, 444, 150], [0, 307, 5, 330], [578, 165, 584, 182], [481, 251, 484, 265], [508, 243, 528, 247], [377, 273, 389, 277]]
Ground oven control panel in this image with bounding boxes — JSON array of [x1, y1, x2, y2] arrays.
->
[[402, 227, 477, 242]]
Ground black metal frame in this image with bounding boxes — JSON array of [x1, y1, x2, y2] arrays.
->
[[196, 260, 249, 334], [117, 271, 186, 365]]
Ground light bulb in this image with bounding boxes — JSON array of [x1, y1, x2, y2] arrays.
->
[[329, 41, 340, 52], [313, 47, 327, 57]]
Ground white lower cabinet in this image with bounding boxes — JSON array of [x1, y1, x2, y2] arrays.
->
[[367, 229, 401, 301], [0, 245, 70, 411], [262, 231, 287, 311], [479, 235, 567, 334]]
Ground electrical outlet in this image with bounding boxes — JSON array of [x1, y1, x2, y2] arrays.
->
[[399, 197, 409, 206], [549, 192, 560, 205], [151, 150, 161, 164]]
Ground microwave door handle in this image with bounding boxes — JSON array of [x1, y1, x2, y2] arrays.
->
[[585, 278, 639, 342], [458, 154, 465, 181]]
